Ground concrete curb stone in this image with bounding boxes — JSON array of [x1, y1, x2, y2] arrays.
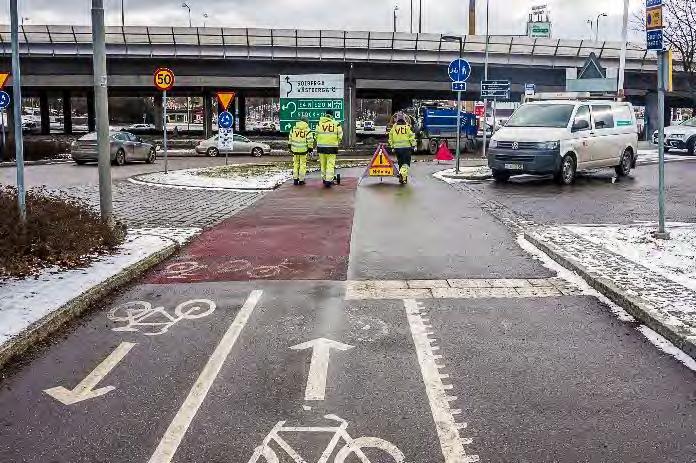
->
[[0, 243, 178, 370]]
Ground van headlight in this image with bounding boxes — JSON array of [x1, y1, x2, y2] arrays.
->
[[538, 141, 559, 150]]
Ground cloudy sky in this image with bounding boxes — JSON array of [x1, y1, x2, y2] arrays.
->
[[2, 0, 645, 42]]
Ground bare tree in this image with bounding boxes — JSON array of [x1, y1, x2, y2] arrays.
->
[[633, 0, 696, 107]]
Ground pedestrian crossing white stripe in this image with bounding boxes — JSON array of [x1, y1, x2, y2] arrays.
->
[[404, 299, 479, 463], [148, 290, 263, 463]]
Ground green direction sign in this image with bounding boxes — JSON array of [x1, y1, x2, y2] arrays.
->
[[280, 98, 344, 132]]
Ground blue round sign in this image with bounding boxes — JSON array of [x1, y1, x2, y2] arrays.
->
[[448, 58, 472, 83], [0, 91, 10, 109], [218, 111, 234, 129]]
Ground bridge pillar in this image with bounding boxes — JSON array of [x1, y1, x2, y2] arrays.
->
[[237, 93, 247, 133], [154, 93, 163, 132], [203, 90, 213, 138], [645, 91, 671, 142], [87, 91, 96, 132], [62, 90, 73, 135], [39, 92, 51, 135]]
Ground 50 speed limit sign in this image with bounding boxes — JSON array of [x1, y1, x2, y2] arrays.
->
[[154, 67, 175, 91]]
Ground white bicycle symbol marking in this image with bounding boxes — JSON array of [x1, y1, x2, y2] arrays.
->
[[218, 258, 295, 279], [162, 261, 207, 279], [107, 299, 216, 336], [248, 414, 405, 463]]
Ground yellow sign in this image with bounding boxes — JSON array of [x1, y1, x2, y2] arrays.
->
[[153, 67, 175, 92], [0, 73, 9, 89], [217, 92, 236, 111], [646, 6, 663, 31], [367, 144, 396, 177]]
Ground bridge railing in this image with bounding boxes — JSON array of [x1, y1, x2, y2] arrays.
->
[[0, 25, 655, 69]]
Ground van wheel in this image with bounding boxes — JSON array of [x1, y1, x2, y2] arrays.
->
[[492, 170, 510, 183], [615, 149, 633, 177], [555, 154, 576, 185]]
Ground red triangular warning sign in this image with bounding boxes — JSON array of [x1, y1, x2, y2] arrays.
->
[[0, 73, 10, 89], [217, 92, 236, 111], [367, 144, 396, 177]]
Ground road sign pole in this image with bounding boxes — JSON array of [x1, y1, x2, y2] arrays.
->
[[455, 90, 462, 174], [163, 90, 168, 174], [1, 109, 5, 159], [10, 0, 25, 223], [91, 0, 114, 227], [656, 49, 669, 239]]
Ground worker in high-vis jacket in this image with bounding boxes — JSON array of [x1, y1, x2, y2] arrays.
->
[[314, 109, 343, 188], [388, 113, 417, 184], [288, 116, 314, 186]]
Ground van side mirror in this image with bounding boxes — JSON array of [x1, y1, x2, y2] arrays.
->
[[572, 119, 590, 132]]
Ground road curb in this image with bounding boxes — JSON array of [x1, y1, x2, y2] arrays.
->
[[523, 230, 696, 361], [0, 158, 73, 168], [0, 243, 178, 370]]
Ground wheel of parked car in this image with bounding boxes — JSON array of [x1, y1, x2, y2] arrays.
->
[[252, 147, 264, 157], [146, 147, 157, 164], [492, 170, 510, 183], [555, 154, 576, 185], [688, 138, 696, 156], [74, 160, 87, 166], [207, 147, 219, 157], [615, 149, 633, 177], [114, 149, 126, 166]]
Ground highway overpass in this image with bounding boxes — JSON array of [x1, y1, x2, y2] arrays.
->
[[0, 25, 689, 141]]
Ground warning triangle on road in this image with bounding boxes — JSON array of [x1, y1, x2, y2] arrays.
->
[[217, 92, 236, 111], [367, 144, 397, 177], [0, 73, 10, 89]]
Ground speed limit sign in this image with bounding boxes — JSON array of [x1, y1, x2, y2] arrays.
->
[[153, 67, 175, 91]]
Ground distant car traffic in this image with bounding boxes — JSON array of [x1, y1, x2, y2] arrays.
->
[[71, 131, 156, 166], [195, 134, 271, 157], [652, 117, 696, 155], [363, 120, 375, 131], [125, 123, 156, 133]]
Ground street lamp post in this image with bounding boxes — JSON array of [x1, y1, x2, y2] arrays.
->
[[121, 0, 125, 27], [393, 5, 399, 33], [10, 0, 26, 222], [586, 19, 594, 40], [203, 13, 209, 27], [418, 0, 422, 33], [410, 0, 413, 33], [595, 13, 607, 42], [182, 2, 192, 28]]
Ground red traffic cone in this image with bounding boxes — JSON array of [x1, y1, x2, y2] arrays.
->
[[434, 140, 454, 162]]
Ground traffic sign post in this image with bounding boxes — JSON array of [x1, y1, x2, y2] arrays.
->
[[0, 90, 9, 158], [524, 83, 536, 97], [365, 144, 397, 180], [481, 80, 510, 99], [448, 58, 471, 174], [217, 92, 236, 112], [217, 111, 235, 165], [154, 68, 175, 174]]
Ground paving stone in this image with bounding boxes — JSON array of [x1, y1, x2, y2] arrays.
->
[[408, 280, 450, 289]]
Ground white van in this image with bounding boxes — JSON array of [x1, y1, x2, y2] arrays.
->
[[488, 100, 638, 184]]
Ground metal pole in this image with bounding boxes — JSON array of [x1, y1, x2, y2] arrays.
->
[[393, 7, 397, 33], [481, 0, 489, 161], [121, 0, 125, 27], [455, 90, 462, 173], [419, 0, 422, 33], [656, 50, 668, 239], [468, 0, 476, 35], [10, 0, 26, 222], [1, 109, 5, 161], [492, 98, 497, 136], [617, 0, 629, 99], [92, 0, 113, 226], [163, 90, 168, 174], [410, 0, 413, 33]]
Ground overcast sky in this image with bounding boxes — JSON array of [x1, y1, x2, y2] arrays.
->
[[2, 0, 645, 42]]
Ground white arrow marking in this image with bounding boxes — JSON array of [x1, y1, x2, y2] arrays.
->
[[44, 341, 136, 405], [290, 337, 354, 401]]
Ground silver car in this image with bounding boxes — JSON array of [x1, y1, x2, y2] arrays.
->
[[195, 134, 271, 157], [72, 131, 156, 166]]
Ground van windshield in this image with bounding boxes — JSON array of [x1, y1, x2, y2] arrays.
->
[[505, 104, 575, 128]]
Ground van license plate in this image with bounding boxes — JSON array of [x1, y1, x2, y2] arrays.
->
[[504, 163, 524, 170]]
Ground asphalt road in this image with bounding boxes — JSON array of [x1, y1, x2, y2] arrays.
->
[[1, 163, 695, 462]]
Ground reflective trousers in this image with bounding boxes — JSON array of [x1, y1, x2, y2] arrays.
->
[[394, 148, 413, 179], [292, 153, 308, 181], [318, 152, 336, 182]]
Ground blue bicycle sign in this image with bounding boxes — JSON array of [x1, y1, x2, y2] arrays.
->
[[0, 91, 10, 110], [448, 58, 472, 83], [218, 111, 234, 129]]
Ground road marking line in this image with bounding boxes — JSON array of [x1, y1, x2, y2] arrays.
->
[[44, 341, 136, 405], [404, 299, 479, 463], [148, 290, 263, 463], [290, 337, 354, 401]]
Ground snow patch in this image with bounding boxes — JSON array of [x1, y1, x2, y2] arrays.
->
[[0, 228, 195, 348], [433, 166, 492, 184], [135, 166, 292, 190]]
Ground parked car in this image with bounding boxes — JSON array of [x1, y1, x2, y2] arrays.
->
[[71, 131, 156, 166], [363, 120, 375, 131], [652, 117, 696, 154], [126, 123, 156, 133], [488, 99, 638, 184], [195, 134, 271, 157]]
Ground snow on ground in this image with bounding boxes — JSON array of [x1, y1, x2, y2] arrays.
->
[[0, 227, 199, 348], [133, 166, 292, 190], [566, 223, 696, 293], [433, 166, 493, 183], [637, 149, 696, 164]]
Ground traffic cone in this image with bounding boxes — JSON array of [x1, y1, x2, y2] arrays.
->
[[434, 141, 454, 163]]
